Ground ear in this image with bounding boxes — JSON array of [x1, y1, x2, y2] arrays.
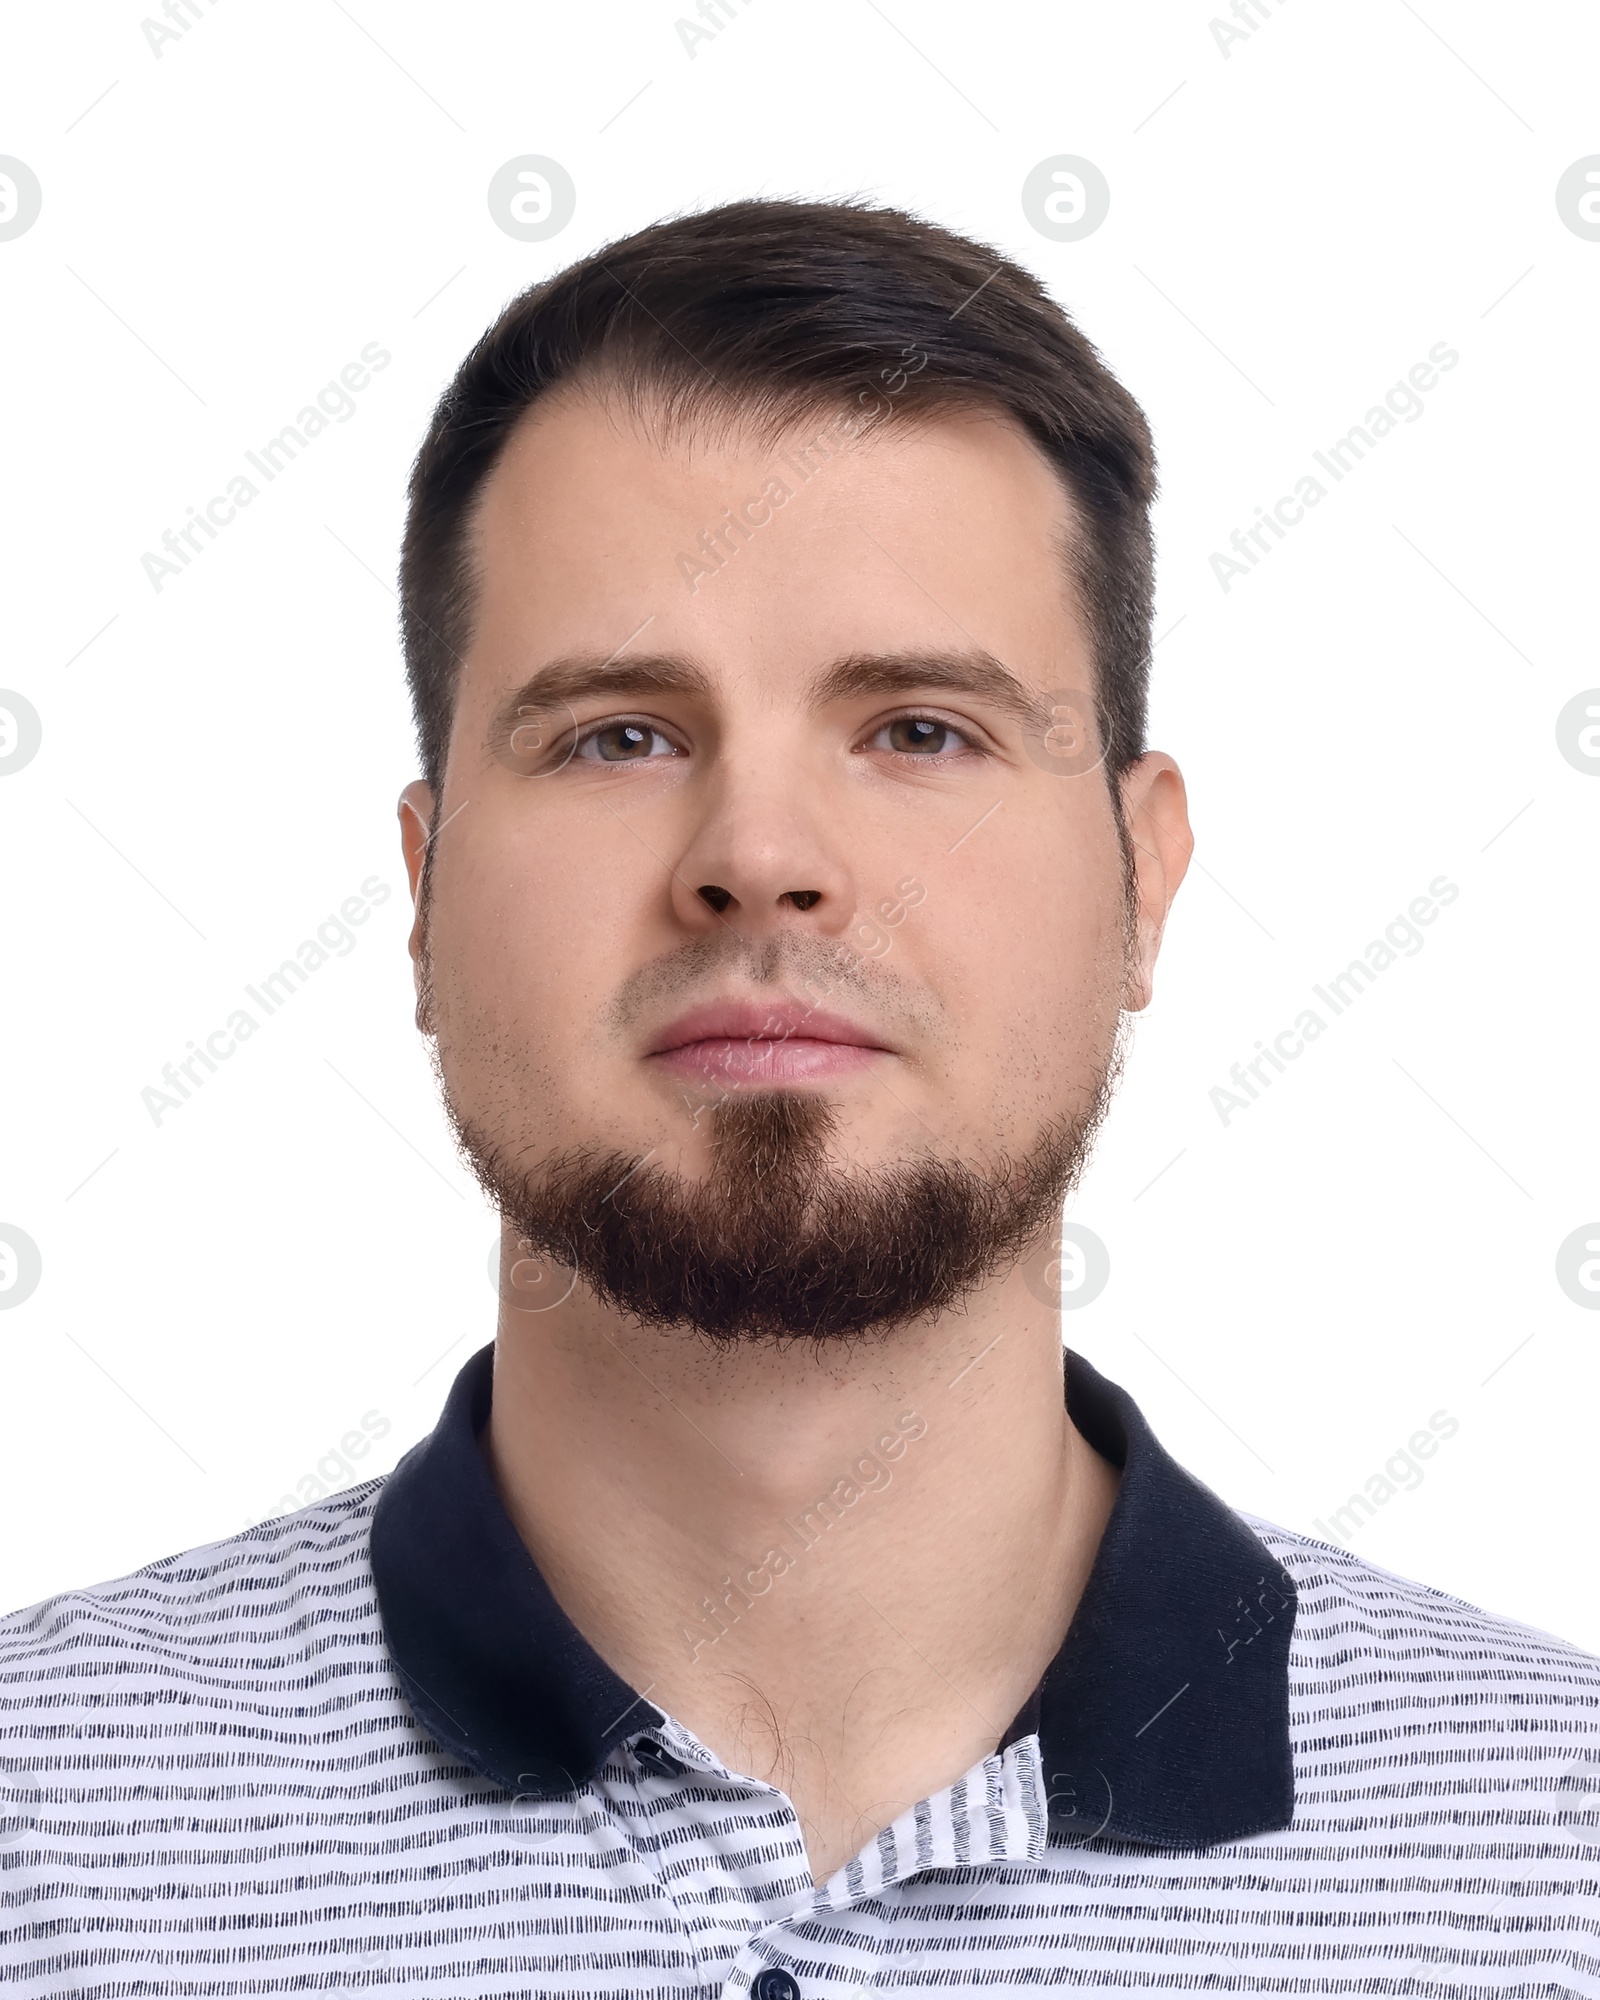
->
[[1116, 754, 1193, 1013], [398, 780, 435, 1022]]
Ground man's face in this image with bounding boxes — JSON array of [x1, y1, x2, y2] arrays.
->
[[401, 389, 1189, 1335]]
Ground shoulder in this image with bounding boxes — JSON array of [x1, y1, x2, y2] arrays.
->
[[0, 1483, 388, 1711], [1248, 1514, 1599, 1670], [1244, 1513, 1600, 1745]]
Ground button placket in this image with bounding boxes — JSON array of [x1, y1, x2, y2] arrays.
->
[[598, 1740, 818, 1994]]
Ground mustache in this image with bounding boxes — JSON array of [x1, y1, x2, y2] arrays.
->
[[601, 928, 942, 1040]]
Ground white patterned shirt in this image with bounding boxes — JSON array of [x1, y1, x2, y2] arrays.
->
[[3, 1345, 1597, 1996]]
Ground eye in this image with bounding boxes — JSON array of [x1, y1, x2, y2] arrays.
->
[[868, 714, 976, 758], [574, 720, 680, 764]]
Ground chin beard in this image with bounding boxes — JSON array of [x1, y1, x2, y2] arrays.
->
[[447, 1067, 1120, 1344]]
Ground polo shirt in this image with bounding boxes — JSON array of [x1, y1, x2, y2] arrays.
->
[[2, 1344, 1596, 1996]]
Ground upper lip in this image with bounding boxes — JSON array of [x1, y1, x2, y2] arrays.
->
[[645, 998, 893, 1055]]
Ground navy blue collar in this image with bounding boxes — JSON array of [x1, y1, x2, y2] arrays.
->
[[371, 1345, 1295, 1849]]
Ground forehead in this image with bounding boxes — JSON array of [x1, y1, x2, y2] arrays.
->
[[459, 387, 1088, 703]]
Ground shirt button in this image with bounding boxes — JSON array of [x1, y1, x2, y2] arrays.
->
[[634, 1740, 681, 1777], [752, 1971, 801, 2000]]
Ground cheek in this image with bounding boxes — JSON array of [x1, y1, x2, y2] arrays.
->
[[429, 808, 631, 1042], [931, 829, 1128, 1116], [941, 830, 1124, 1007]]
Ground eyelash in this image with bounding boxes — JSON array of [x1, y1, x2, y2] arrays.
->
[[864, 711, 984, 759], [571, 718, 682, 762]]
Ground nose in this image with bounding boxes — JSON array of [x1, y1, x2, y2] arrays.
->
[[666, 766, 857, 941]]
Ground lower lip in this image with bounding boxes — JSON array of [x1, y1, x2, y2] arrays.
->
[[648, 1037, 885, 1083]]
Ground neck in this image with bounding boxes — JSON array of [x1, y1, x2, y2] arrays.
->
[[484, 1234, 1119, 1885]]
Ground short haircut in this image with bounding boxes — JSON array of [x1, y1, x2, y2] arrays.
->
[[399, 197, 1157, 798]]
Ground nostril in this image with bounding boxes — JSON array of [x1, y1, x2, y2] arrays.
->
[[697, 885, 733, 913], [782, 890, 822, 911]]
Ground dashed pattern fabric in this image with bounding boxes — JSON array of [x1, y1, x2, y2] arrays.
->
[[3, 1487, 1597, 1996]]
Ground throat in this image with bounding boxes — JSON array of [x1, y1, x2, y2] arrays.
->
[[483, 1271, 1120, 1885], [644, 1429, 1117, 1885]]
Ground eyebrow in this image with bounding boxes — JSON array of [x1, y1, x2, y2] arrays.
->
[[491, 647, 1057, 737], [806, 650, 1057, 734], [490, 654, 715, 734]]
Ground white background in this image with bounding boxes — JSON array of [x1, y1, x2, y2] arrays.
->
[[1, 1, 1596, 1643]]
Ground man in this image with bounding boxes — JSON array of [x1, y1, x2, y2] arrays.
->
[[3, 200, 1595, 1995]]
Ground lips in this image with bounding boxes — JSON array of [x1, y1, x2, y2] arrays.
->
[[645, 999, 891, 1083]]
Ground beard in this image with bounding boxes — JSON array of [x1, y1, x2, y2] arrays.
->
[[445, 1070, 1121, 1346], [418, 846, 1132, 1344]]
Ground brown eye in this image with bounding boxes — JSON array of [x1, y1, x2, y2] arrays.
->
[[884, 716, 955, 755], [577, 722, 673, 763]]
